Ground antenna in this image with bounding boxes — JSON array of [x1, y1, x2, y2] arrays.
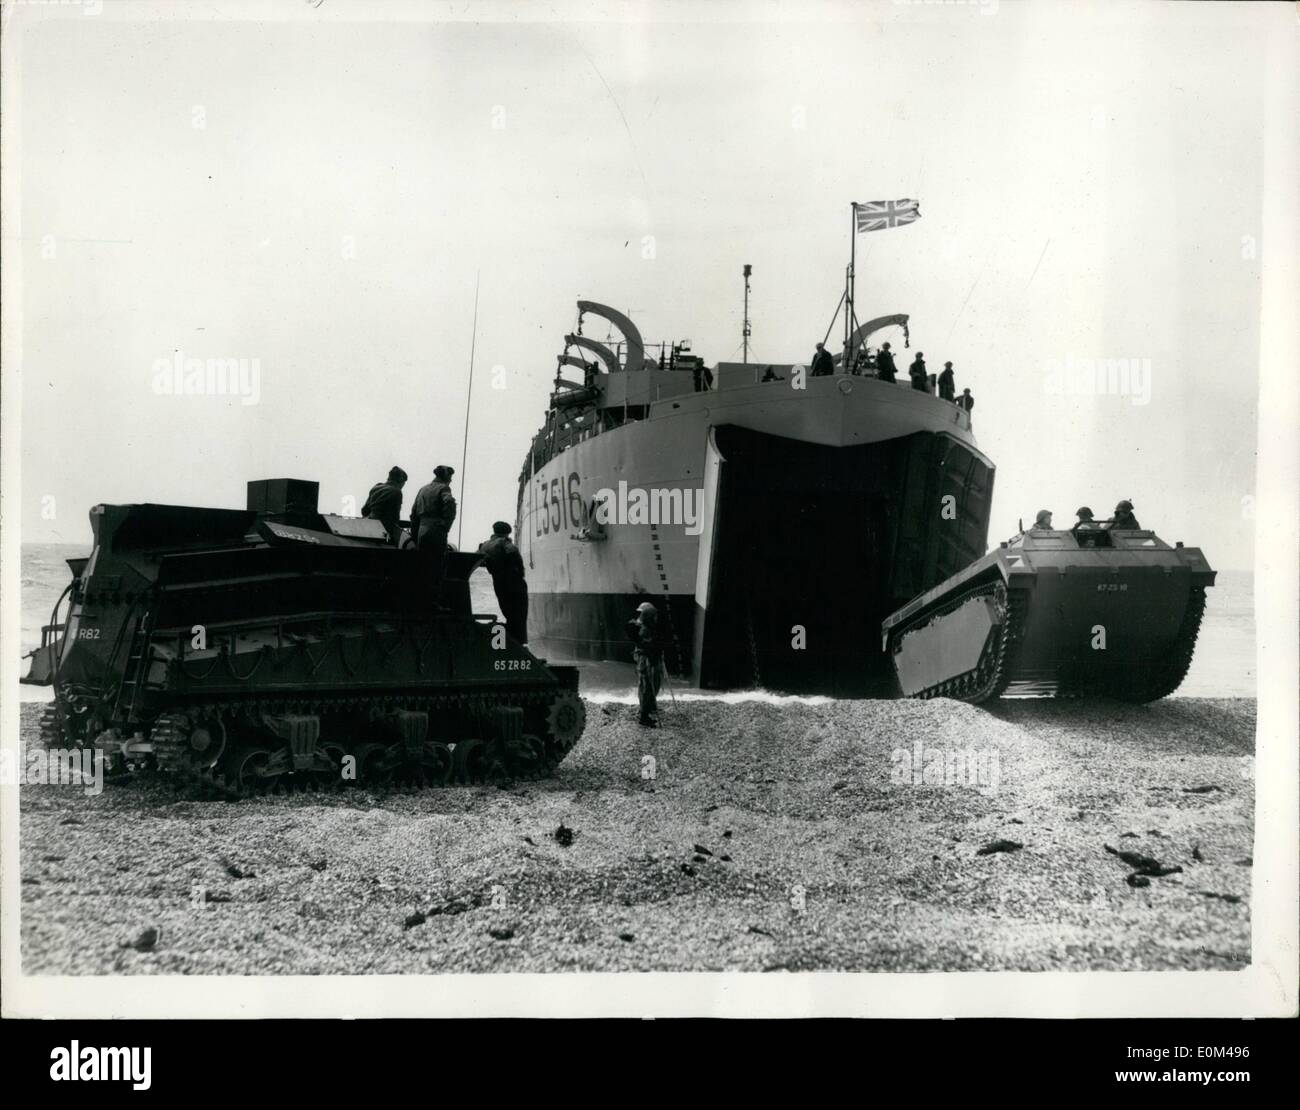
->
[[742, 264, 752, 364], [456, 271, 480, 550]]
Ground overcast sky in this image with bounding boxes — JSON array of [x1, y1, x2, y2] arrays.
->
[[7, 0, 1288, 568]]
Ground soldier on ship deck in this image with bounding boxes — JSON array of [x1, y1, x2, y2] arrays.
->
[[938, 362, 956, 401], [875, 341, 898, 382], [810, 342, 834, 377]]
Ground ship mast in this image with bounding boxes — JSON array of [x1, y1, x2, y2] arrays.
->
[[742, 263, 752, 364], [846, 202, 858, 354]]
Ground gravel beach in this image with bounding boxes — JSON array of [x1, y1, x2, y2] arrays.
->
[[18, 696, 1253, 974]]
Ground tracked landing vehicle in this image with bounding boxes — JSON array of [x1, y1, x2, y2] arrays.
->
[[22, 479, 585, 793], [882, 526, 1214, 703]]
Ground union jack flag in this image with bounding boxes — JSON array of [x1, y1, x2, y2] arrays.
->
[[855, 199, 921, 233]]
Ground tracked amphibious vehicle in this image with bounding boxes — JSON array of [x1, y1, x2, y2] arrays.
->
[[881, 525, 1214, 702], [22, 479, 585, 793]]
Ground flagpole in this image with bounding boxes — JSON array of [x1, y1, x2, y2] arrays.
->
[[846, 203, 856, 353]]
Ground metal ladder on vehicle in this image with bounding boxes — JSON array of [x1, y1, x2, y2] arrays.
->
[[116, 607, 162, 722]]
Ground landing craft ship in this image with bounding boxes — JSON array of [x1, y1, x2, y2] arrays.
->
[[22, 479, 586, 792], [519, 300, 994, 695]]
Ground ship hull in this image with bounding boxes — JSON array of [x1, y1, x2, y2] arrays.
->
[[519, 373, 994, 696]]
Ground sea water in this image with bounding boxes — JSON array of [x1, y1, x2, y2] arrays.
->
[[16, 543, 1256, 702]]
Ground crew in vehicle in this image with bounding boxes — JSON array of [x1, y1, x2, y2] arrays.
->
[[1107, 500, 1141, 530], [1070, 507, 1098, 534], [1032, 509, 1054, 530]]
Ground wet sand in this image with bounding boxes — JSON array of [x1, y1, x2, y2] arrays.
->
[[18, 696, 1253, 974]]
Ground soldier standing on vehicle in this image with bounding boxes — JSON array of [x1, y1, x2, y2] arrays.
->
[[410, 465, 457, 598], [958, 387, 975, 413], [811, 342, 834, 377], [479, 521, 529, 643], [626, 601, 665, 728], [361, 466, 408, 546]]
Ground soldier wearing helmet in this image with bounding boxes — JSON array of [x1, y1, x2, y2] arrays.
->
[[1107, 500, 1140, 530], [626, 601, 665, 727], [1070, 506, 1098, 534]]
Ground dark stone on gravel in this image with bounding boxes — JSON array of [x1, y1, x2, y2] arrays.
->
[[1197, 891, 1242, 904], [747, 925, 773, 936], [692, 854, 707, 863], [977, 839, 1023, 856], [1127, 874, 1151, 888], [59, 817, 82, 826], [225, 864, 254, 879], [618, 932, 634, 942], [204, 891, 233, 904], [720, 855, 732, 862], [1236, 857, 1253, 866], [1183, 785, 1221, 794], [488, 927, 515, 940], [554, 822, 574, 847], [722, 830, 732, 838], [1120, 831, 1138, 838], [693, 844, 713, 856], [1104, 844, 1183, 877], [125, 927, 159, 951], [308, 859, 327, 871], [403, 912, 426, 929], [681, 864, 697, 876], [1009, 818, 1024, 825], [1192, 845, 1204, 861]]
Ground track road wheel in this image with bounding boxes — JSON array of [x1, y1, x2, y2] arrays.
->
[[452, 737, 490, 784], [225, 744, 277, 796], [544, 691, 586, 760], [187, 714, 228, 771], [420, 741, 453, 786], [315, 741, 348, 790], [511, 734, 548, 780], [351, 742, 390, 788]]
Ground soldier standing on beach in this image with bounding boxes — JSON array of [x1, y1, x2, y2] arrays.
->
[[627, 601, 665, 728]]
